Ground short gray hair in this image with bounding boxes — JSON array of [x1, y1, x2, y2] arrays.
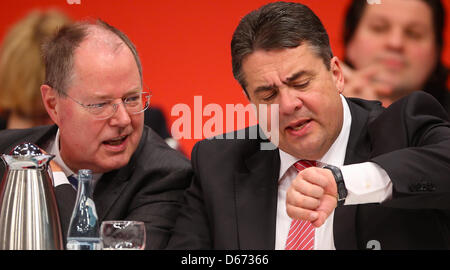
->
[[42, 19, 142, 94]]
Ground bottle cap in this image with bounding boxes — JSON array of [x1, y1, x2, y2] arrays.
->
[[78, 169, 92, 181]]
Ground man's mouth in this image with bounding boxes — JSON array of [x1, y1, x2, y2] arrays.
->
[[378, 54, 406, 70], [287, 119, 311, 131], [382, 59, 405, 70], [103, 135, 128, 146]]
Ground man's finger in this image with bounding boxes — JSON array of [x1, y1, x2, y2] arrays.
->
[[291, 176, 324, 199], [373, 82, 393, 97], [299, 167, 330, 188], [340, 60, 354, 80], [286, 204, 319, 222], [357, 63, 384, 80], [311, 211, 328, 227], [286, 187, 321, 210]]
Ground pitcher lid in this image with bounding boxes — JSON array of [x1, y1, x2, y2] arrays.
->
[[10, 142, 43, 156], [2, 142, 54, 169]]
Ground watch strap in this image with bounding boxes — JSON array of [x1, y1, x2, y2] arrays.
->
[[323, 165, 347, 207]]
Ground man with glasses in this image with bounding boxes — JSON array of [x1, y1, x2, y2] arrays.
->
[[0, 20, 192, 249]]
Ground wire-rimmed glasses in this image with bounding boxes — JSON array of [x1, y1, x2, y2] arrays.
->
[[61, 91, 151, 120]]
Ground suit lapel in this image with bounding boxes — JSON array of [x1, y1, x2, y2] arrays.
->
[[93, 168, 131, 221], [333, 99, 372, 250], [234, 143, 279, 250]]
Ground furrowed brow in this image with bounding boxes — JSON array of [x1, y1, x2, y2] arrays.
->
[[254, 84, 278, 94], [283, 71, 310, 84]]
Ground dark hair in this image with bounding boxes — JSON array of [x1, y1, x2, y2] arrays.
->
[[231, 1, 333, 94], [343, 0, 449, 100], [42, 19, 142, 94]]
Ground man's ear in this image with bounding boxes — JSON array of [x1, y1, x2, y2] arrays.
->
[[41, 84, 60, 125], [330, 56, 345, 94]]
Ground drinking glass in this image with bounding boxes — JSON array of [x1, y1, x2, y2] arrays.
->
[[100, 221, 146, 250]]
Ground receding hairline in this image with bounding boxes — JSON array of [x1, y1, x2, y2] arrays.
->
[[83, 24, 126, 52], [42, 19, 143, 95], [65, 23, 141, 90]]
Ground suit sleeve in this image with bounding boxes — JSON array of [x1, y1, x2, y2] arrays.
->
[[124, 165, 193, 250], [369, 91, 450, 209], [166, 142, 212, 249]]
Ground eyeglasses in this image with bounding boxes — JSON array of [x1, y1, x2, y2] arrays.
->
[[61, 91, 151, 120]]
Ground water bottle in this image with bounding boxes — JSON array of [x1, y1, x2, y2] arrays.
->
[[66, 169, 102, 250]]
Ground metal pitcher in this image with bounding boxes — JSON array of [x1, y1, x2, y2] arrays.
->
[[0, 142, 63, 250]]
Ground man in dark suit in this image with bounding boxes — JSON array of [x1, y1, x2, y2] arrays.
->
[[0, 20, 192, 249], [167, 2, 450, 250]]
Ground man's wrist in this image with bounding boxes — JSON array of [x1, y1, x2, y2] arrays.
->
[[323, 165, 347, 206]]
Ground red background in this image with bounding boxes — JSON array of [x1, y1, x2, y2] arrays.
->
[[1, 0, 449, 156]]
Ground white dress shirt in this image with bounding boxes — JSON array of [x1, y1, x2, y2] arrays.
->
[[275, 95, 393, 250], [44, 129, 102, 190]]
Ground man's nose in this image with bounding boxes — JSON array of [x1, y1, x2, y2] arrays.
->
[[109, 102, 132, 127], [385, 27, 405, 51], [278, 88, 302, 115]]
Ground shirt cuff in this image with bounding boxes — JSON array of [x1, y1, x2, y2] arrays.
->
[[52, 171, 70, 187], [340, 162, 393, 205]]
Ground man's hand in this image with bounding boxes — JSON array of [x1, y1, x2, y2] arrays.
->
[[340, 60, 394, 107], [286, 167, 338, 227]]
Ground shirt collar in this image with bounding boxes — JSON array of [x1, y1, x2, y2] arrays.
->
[[47, 128, 102, 182], [278, 95, 352, 181], [48, 128, 75, 177]]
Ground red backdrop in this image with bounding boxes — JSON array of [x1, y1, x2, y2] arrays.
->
[[1, 0, 449, 156]]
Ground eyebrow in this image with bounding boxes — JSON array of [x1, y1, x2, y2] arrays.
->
[[254, 84, 278, 94], [90, 87, 142, 100], [253, 70, 314, 94], [406, 22, 429, 32], [367, 14, 430, 29], [283, 71, 311, 84]]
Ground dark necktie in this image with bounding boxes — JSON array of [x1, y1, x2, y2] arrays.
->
[[67, 174, 78, 190]]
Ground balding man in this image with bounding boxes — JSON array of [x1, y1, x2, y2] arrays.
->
[[0, 20, 192, 249]]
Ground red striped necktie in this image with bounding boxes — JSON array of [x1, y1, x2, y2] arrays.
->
[[285, 160, 317, 250]]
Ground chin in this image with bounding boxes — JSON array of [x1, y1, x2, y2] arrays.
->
[[95, 163, 126, 173], [95, 156, 131, 173], [281, 141, 322, 160]]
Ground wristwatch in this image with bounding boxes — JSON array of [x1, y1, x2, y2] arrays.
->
[[323, 165, 347, 206]]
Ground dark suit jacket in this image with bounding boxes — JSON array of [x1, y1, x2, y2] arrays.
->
[[0, 125, 192, 249], [168, 91, 450, 250]]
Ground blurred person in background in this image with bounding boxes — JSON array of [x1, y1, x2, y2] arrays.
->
[[0, 10, 71, 129], [145, 107, 184, 153], [341, 0, 449, 114]]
